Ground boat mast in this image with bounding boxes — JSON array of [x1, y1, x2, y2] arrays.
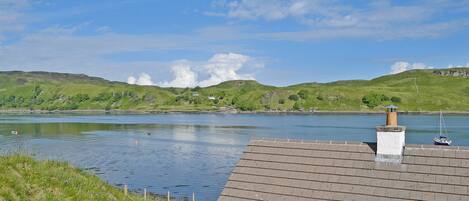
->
[[439, 110, 443, 137]]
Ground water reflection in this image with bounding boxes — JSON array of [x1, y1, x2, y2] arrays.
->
[[172, 125, 198, 142]]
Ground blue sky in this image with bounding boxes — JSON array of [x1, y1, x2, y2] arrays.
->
[[0, 0, 468, 86]]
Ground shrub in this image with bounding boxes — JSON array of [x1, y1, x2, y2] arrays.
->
[[32, 85, 42, 98], [235, 101, 257, 111], [71, 94, 90, 103], [231, 96, 240, 105], [362, 93, 389, 108], [288, 94, 299, 101], [189, 97, 202, 105], [45, 105, 58, 111], [293, 102, 302, 110], [175, 95, 189, 102], [63, 103, 79, 110], [278, 99, 285, 104], [142, 93, 156, 103], [382, 95, 390, 101], [297, 90, 309, 99], [93, 92, 112, 101], [191, 86, 201, 91], [391, 96, 401, 103]]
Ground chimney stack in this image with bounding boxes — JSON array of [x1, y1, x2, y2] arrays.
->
[[375, 105, 406, 163], [386, 105, 398, 126]]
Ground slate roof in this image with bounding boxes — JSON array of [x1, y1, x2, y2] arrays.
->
[[218, 139, 469, 201]]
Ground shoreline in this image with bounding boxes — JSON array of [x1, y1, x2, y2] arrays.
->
[[1, 109, 469, 115]]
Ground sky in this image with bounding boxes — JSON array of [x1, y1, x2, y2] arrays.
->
[[0, 0, 468, 87]]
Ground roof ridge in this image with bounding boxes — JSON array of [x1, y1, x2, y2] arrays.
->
[[251, 137, 367, 146], [250, 138, 469, 150]]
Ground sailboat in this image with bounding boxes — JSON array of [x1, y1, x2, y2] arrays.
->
[[433, 111, 452, 146]]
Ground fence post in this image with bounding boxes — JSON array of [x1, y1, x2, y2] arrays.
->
[[192, 192, 195, 201], [124, 185, 128, 196], [143, 188, 147, 200]]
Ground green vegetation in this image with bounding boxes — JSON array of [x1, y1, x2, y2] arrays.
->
[[1, 69, 469, 112], [361, 94, 389, 108], [0, 155, 159, 201]]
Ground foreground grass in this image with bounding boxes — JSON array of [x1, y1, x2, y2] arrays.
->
[[0, 155, 159, 201]]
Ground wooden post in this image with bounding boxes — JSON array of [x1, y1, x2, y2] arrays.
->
[[192, 192, 195, 201], [143, 188, 147, 200], [167, 191, 170, 201], [124, 185, 128, 196]]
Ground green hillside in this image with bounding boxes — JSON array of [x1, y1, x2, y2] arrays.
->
[[1, 69, 469, 112]]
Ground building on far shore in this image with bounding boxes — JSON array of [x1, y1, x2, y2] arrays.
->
[[218, 106, 469, 201]]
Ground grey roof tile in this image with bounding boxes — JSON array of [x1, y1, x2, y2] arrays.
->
[[220, 139, 469, 201]]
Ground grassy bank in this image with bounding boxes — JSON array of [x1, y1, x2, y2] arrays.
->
[[0, 155, 159, 201]]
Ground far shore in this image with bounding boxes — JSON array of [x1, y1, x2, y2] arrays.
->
[[1, 109, 469, 115]]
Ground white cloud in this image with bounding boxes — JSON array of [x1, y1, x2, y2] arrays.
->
[[127, 73, 154, 86], [218, 0, 436, 25], [209, 0, 469, 40], [225, 0, 289, 21], [0, 23, 245, 81], [448, 63, 469, 68], [0, 0, 30, 40], [96, 26, 112, 33], [160, 61, 199, 88], [199, 53, 254, 87], [153, 53, 259, 88], [390, 61, 432, 74], [220, 0, 332, 21], [127, 76, 137, 84]]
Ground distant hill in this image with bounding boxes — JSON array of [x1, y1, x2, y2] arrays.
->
[[1, 68, 469, 112]]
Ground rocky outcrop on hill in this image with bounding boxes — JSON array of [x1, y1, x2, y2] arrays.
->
[[433, 68, 469, 77]]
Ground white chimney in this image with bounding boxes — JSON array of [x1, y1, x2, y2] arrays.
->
[[375, 105, 406, 163]]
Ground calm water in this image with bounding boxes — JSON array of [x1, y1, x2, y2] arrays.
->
[[1, 113, 469, 200]]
